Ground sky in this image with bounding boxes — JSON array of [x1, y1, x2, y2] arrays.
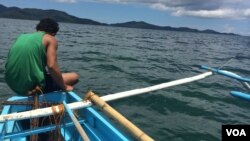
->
[[0, 0, 250, 35]]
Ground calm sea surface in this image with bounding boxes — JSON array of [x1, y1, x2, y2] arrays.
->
[[0, 18, 250, 141]]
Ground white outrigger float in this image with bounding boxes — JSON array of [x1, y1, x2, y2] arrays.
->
[[0, 65, 249, 141]]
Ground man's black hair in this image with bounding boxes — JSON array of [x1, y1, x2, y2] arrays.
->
[[36, 18, 59, 35]]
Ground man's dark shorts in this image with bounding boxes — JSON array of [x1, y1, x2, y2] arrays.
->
[[44, 74, 61, 93]]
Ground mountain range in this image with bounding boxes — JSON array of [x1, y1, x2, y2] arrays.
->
[[0, 4, 237, 36]]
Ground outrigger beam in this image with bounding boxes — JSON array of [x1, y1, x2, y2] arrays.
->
[[0, 72, 212, 122], [102, 71, 212, 101], [201, 65, 250, 83], [201, 65, 250, 101]]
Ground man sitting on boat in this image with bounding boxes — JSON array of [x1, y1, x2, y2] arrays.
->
[[4, 18, 79, 95]]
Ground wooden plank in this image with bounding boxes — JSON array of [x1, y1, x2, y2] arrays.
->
[[62, 100, 90, 141]]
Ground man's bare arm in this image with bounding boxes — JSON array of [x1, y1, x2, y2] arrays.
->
[[44, 34, 68, 91]]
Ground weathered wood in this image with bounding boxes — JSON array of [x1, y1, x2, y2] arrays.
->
[[86, 91, 154, 141], [62, 101, 90, 141]]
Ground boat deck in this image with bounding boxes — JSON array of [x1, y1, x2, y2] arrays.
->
[[0, 91, 131, 141]]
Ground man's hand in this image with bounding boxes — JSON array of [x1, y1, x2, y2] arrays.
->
[[64, 85, 74, 92]]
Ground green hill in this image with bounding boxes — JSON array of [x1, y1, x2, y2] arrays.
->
[[0, 4, 237, 36], [0, 4, 106, 25]]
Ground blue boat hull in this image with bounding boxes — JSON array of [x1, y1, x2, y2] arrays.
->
[[0, 91, 131, 141]]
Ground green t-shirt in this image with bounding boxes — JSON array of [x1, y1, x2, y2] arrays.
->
[[5, 32, 47, 95]]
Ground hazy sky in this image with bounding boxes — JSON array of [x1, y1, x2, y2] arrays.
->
[[1, 0, 250, 35]]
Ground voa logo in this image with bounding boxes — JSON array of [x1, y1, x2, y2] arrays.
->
[[226, 129, 246, 136]]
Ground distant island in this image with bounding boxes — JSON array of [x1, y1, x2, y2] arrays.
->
[[0, 4, 237, 36]]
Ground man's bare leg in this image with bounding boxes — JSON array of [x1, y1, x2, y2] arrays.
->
[[62, 72, 79, 86]]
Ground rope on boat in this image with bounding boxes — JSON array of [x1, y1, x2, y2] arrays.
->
[[30, 93, 39, 141], [27, 86, 65, 141], [85, 91, 154, 141], [52, 104, 65, 141], [28, 86, 44, 141]]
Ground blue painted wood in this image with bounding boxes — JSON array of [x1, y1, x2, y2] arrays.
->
[[3, 120, 85, 139], [230, 91, 250, 101]]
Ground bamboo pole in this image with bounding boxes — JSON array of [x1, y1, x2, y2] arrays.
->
[[85, 91, 154, 141]]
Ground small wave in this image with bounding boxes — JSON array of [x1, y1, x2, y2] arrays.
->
[[236, 55, 250, 60], [175, 41, 189, 44], [94, 64, 124, 73], [68, 55, 107, 62], [86, 41, 103, 46], [113, 56, 139, 62], [86, 41, 117, 47], [82, 51, 106, 56], [138, 39, 158, 44], [65, 44, 75, 47], [147, 58, 166, 63]]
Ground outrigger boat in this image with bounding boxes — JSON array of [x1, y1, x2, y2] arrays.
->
[[0, 65, 249, 141]]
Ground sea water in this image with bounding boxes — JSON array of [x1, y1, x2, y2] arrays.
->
[[0, 18, 250, 141]]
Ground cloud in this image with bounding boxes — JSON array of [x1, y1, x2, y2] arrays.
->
[[151, 3, 170, 11], [53, 0, 125, 3], [53, 0, 77, 3], [147, 0, 250, 19], [223, 24, 235, 33], [244, 9, 250, 16], [172, 8, 250, 19], [74, 0, 250, 19]]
